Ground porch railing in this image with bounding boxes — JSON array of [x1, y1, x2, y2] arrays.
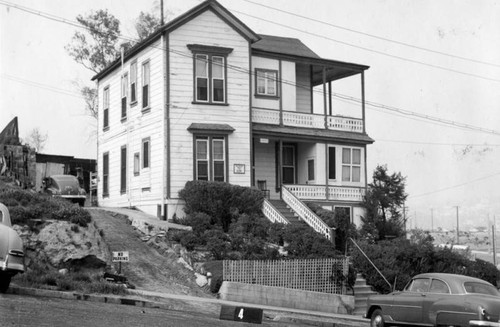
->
[[252, 107, 363, 133], [282, 185, 333, 241], [285, 184, 365, 202], [262, 198, 290, 225]]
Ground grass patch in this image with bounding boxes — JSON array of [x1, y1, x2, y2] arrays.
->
[[13, 263, 129, 295]]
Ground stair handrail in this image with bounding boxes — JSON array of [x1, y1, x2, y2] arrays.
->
[[262, 198, 290, 225], [282, 185, 334, 241], [349, 237, 392, 289]]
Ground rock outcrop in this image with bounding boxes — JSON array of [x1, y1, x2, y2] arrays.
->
[[14, 220, 111, 269]]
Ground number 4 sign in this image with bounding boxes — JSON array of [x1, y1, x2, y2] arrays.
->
[[219, 305, 263, 324]]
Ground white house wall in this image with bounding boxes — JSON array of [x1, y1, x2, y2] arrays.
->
[[97, 39, 165, 214], [168, 9, 252, 202]]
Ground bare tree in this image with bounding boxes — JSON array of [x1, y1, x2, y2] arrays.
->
[[25, 128, 48, 152]]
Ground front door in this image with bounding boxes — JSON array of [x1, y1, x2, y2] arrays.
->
[[282, 144, 295, 184]]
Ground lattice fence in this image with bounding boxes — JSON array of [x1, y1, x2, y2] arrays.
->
[[223, 258, 349, 294]]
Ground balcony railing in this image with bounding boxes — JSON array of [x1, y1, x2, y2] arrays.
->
[[252, 107, 363, 133], [285, 184, 365, 202]]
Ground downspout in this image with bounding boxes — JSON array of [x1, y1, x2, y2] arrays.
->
[[164, 32, 171, 220], [95, 79, 100, 206], [121, 45, 131, 207], [249, 42, 254, 187]]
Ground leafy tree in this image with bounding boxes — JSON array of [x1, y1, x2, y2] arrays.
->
[[24, 128, 48, 152], [360, 165, 408, 241], [135, 12, 161, 41]]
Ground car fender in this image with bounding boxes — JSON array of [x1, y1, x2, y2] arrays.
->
[[431, 296, 480, 325]]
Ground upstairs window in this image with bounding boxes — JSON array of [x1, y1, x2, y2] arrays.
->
[[103, 86, 109, 130], [142, 60, 150, 109], [188, 44, 232, 104], [342, 148, 361, 182], [121, 73, 128, 119], [256, 69, 278, 97], [130, 61, 137, 104]]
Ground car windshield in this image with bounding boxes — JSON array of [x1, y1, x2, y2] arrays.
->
[[406, 278, 430, 293], [464, 282, 499, 296]]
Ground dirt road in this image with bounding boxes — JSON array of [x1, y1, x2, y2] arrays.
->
[[88, 209, 210, 297]]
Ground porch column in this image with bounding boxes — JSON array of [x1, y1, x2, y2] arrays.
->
[[328, 81, 332, 116], [279, 59, 283, 127], [322, 66, 327, 129], [361, 71, 366, 134], [325, 143, 329, 200]]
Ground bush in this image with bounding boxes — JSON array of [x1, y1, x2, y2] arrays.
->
[[179, 181, 264, 232], [352, 233, 500, 293], [282, 224, 341, 259]]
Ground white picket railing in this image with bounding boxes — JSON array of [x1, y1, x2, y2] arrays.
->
[[285, 184, 364, 202], [281, 185, 333, 241], [262, 198, 290, 225], [252, 107, 363, 133]]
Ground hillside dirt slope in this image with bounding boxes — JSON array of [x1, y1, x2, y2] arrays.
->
[[88, 208, 210, 298]]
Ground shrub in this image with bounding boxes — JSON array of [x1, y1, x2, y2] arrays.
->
[[282, 224, 340, 259], [179, 181, 264, 232]]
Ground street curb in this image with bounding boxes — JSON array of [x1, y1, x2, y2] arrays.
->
[[7, 286, 370, 326]]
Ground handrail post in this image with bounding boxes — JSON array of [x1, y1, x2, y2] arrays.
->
[[349, 237, 392, 289]]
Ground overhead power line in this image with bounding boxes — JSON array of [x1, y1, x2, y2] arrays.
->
[[3, 0, 500, 137], [410, 171, 500, 198], [228, 8, 500, 83], [242, 0, 500, 68]]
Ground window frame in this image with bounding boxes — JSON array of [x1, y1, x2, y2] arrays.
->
[[120, 145, 127, 194], [187, 44, 233, 105], [102, 152, 109, 197], [255, 68, 278, 98], [328, 146, 336, 181], [142, 138, 150, 169], [193, 135, 228, 182], [103, 86, 110, 131], [130, 60, 137, 105], [141, 60, 150, 111], [133, 152, 140, 176], [341, 147, 362, 183], [121, 73, 128, 121]]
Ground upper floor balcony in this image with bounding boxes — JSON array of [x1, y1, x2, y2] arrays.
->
[[252, 108, 364, 133]]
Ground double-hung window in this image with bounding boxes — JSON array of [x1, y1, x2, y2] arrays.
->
[[120, 145, 127, 194], [130, 61, 137, 104], [142, 138, 150, 169], [342, 148, 361, 182], [103, 86, 109, 130], [256, 69, 278, 96], [188, 44, 232, 104], [102, 152, 109, 196], [195, 136, 226, 182], [142, 61, 150, 109], [121, 73, 128, 119]]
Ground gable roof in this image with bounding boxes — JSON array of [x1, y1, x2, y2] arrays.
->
[[92, 0, 260, 81]]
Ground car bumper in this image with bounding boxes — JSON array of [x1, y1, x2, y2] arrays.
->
[[0, 259, 25, 275], [470, 321, 500, 326]]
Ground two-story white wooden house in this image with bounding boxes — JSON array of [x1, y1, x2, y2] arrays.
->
[[93, 0, 373, 238]]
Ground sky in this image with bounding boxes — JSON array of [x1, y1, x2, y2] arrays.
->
[[1, 0, 500, 231]]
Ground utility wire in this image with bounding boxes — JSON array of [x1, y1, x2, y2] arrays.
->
[[3, 0, 500, 137], [1, 74, 84, 99], [410, 171, 500, 198], [242, 0, 500, 68], [228, 9, 500, 83]]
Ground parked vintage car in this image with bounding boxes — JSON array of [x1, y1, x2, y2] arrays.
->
[[0, 203, 25, 293], [366, 272, 500, 326], [42, 175, 86, 206]]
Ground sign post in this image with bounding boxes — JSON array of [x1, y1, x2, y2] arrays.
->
[[112, 251, 129, 274]]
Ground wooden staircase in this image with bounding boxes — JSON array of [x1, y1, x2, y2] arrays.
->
[[353, 274, 377, 316], [268, 199, 305, 225]]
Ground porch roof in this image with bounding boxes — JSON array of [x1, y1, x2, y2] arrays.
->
[[252, 123, 374, 145], [252, 35, 369, 85]]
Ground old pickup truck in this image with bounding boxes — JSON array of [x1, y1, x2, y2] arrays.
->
[[0, 202, 25, 292]]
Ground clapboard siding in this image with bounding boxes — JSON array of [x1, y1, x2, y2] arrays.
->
[[168, 10, 251, 197], [97, 38, 165, 207]]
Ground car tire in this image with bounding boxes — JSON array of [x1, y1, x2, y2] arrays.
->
[[370, 309, 385, 327], [0, 275, 11, 293]]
